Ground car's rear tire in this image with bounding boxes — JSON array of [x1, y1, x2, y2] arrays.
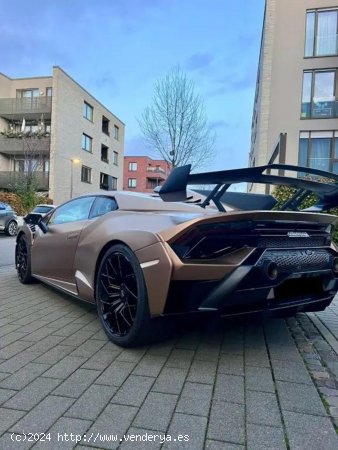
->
[[96, 243, 161, 347], [15, 234, 34, 284], [6, 220, 17, 236]]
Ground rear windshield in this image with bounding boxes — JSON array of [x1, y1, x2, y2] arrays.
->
[[32, 206, 53, 213]]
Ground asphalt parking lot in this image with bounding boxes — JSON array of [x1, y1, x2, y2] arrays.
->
[[0, 235, 338, 449]]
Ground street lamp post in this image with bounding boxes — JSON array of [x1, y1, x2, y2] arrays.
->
[[70, 158, 80, 199]]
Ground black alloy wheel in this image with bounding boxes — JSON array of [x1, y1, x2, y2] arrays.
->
[[96, 243, 154, 347], [16, 235, 33, 284]]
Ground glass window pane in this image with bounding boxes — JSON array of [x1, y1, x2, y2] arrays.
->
[[301, 72, 312, 118], [316, 10, 337, 56], [309, 138, 331, 171], [335, 138, 338, 159], [90, 197, 117, 218], [50, 197, 95, 225], [299, 138, 308, 167], [305, 12, 315, 56], [333, 162, 338, 174], [312, 72, 335, 118]]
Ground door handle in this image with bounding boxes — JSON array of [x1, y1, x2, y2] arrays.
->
[[67, 232, 79, 240]]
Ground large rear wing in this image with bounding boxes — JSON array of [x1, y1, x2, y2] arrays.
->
[[158, 164, 338, 212]]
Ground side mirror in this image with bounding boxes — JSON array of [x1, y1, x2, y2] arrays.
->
[[23, 213, 48, 234], [39, 221, 49, 234]]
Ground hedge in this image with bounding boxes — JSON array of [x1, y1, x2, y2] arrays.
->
[[273, 183, 338, 242], [0, 192, 53, 216]]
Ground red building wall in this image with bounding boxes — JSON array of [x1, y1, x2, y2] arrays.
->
[[123, 156, 171, 193]]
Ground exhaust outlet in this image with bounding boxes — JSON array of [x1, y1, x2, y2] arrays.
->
[[333, 257, 338, 273], [262, 260, 278, 281]]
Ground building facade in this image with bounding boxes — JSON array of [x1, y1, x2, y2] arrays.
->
[[0, 67, 124, 204], [123, 156, 170, 193], [250, 0, 338, 191]]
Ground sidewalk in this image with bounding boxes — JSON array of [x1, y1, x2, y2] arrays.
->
[[0, 266, 337, 449]]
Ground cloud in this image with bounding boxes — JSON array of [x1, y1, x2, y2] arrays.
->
[[91, 75, 116, 90], [208, 120, 231, 130], [207, 67, 256, 97], [125, 134, 150, 155], [185, 52, 214, 72]]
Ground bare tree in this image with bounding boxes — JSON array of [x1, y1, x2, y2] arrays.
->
[[1, 123, 49, 210], [12, 132, 48, 211], [138, 66, 215, 170], [19, 133, 46, 190]]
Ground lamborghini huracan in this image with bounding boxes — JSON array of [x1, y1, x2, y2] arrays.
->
[[15, 163, 338, 346]]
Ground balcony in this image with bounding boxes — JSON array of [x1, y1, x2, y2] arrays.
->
[[0, 135, 50, 155], [0, 97, 52, 120], [146, 166, 166, 180], [147, 166, 166, 174], [0, 171, 49, 191]]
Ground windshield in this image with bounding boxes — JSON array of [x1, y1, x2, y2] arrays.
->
[[32, 206, 54, 213]]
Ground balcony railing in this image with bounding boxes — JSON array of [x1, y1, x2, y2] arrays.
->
[[0, 171, 49, 191], [146, 166, 166, 174], [0, 135, 50, 155], [0, 97, 52, 119]]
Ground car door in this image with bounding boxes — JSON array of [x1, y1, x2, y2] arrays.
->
[[31, 196, 95, 284]]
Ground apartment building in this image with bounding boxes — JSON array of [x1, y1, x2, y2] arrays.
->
[[0, 66, 124, 204], [249, 0, 338, 192], [123, 156, 170, 193]]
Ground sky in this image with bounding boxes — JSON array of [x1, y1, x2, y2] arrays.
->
[[0, 0, 265, 173]]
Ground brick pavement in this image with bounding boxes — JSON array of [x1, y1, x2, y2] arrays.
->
[[0, 266, 337, 449], [315, 297, 338, 348]]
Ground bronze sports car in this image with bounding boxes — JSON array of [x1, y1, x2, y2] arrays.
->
[[15, 163, 338, 347]]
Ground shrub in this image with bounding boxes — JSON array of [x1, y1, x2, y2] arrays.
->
[[0, 192, 53, 215], [0, 192, 24, 215], [273, 182, 338, 243]]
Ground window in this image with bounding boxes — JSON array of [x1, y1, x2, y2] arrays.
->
[[113, 151, 118, 165], [81, 165, 92, 183], [49, 197, 95, 225], [46, 87, 53, 97], [129, 162, 137, 171], [114, 125, 119, 140], [305, 9, 338, 57], [100, 172, 109, 190], [82, 133, 92, 152], [101, 145, 109, 163], [90, 196, 117, 219], [25, 124, 38, 133], [112, 177, 117, 190], [146, 179, 161, 189], [128, 178, 137, 188], [83, 102, 93, 121], [102, 116, 110, 135], [301, 70, 337, 118], [298, 131, 338, 173], [16, 89, 39, 98], [14, 159, 42, 172]]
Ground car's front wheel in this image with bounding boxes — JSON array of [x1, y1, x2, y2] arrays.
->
[[96, 243, 158, 347], [6, 220, 17, 236], [15, 234, 34, 284]]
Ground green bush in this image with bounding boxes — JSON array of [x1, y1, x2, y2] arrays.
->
[[273, 182, 338, 243], [0, 192, 25, 215], [0, 192, 53, 215]]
